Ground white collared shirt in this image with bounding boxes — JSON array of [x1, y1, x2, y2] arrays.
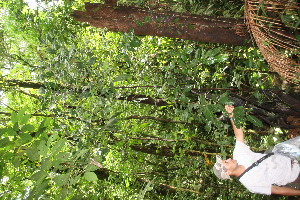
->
[[233, 141, 299, 195]]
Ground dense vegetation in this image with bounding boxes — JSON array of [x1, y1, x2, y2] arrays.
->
[[0, 0, 299, 199]]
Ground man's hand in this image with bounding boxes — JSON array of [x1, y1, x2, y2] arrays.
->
[[225, 105, 244, 143], [225, 105, 234, 118], [271, 185, 300, 196]]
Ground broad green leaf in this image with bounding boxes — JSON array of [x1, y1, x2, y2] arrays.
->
[[129, 37, 142, 48], [93, 7, 100, 12], [20, 114, 31, 125], [85, 164, 99, 172], [53, 152, 71, 168], [218, 92, 229, 104], [41, 158, 52, 171], [21, 124, 35, 132], [33, 180, 50, 199], [53, 173, 70, 187], [19, 133, 33, 144], [84, 172, 98, 181], [11, 111, 18, 124], [203, 107, 214, 121], [12, 157, 21, 168], [233, 106, 245, 128], [58, 187, 69, 200], [2, 151, 14, 160], [138, 178, 154, 199], [37, 140, 48, 156], [46, 47, 56, 54], [0, 128, 5, 137], [69, 175, 81, 185], [113, 74, 132, 82], [233, 106, 245, 117], [13, 122, 19, 131], [31, 170, 48, 183], [73, 149, 89, 161], [51, 138, 67, 156], [0, 138, 10, 148], [247, 115, 263, 128], [47, 134, 59, 147], [6, 127, 16, 136], [105, 118, 120, 129], [26, 148, 40, 161], [17, 107, 27, 118]]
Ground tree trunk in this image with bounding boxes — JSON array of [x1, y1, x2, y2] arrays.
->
[[130, 143, 219, 157], [71, 2, 250, 46]]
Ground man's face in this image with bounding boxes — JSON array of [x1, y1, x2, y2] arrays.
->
[[222, 158, 238, 172]]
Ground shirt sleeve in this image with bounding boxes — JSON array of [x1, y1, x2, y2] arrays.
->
[[233, 141, 254, 160], [244, 184, 272, 195]]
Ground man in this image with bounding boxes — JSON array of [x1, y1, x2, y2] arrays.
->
[[213, 105, 300, 196]]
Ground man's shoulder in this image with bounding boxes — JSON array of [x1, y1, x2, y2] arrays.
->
[[239, 170, 272, 195], [234, 141, 252, 155]]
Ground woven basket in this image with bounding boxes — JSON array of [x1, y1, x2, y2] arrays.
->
[[245, 0, 300, 85]]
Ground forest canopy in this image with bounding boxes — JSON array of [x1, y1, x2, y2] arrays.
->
[[0, 0, 299, 199]]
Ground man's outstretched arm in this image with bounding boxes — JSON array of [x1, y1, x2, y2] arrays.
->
[[271, 185, 300, 196], [225, 105, 244, 143]]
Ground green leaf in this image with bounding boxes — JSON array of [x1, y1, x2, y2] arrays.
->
[[13, 122, 19, 131], [21, 124, 35, 132], [259, 1, 267, 15], [233, 106, 245, 128], [17, 107, 27, 118], [247, 115, 263, 128], [69, 175, 81, 185], [2, 151, 14, 160], [6, 127, 16, 136], [136, 20, 143, 26], [203, 107, 214, 121], [53, 152, 71, 168], [46, 47, 56, 54], [53, 173, 70, 187], [130, 37, 142, 48], [51, 138, 67, 156], [144, 16, 151, 23], [295, 17, 300, 30], [105, 118, 120, 130], [26, 148, 40, 161], [93, 7, 101, 12], [218, 92, 229, 104], [188, 23, 194, 29], [11, 111, 18, 124], [0, 128, 5, 137], [37, 118, 51, 135], [0, 138, 10, 148], [20, 114, 31, 125], [58, 187, 69, 200], [113, 74, 132, 82], [28, 180, 50, 199], [31, 170, 48, 183], [85, 164, 99, 172], [37, 140, 48, 156], [233, 106, 244, 116], [12, 157, 21, 168], [41, 158, 52, 171], [84, 172, 98, 181], [19, 133, 33, 144], [73, 149, 89, 161], [138, 178, 154, 199]]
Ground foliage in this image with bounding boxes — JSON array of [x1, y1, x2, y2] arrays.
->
[[0, 0, 296, 199]]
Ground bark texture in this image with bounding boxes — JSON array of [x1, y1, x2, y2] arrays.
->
[[72, 2, 250, 46]]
